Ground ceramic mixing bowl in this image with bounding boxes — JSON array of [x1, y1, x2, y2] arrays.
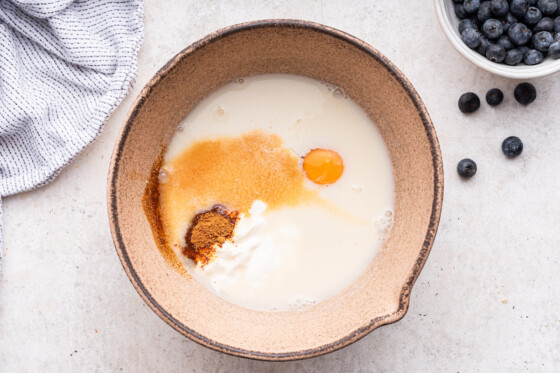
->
[[108, 19, 443, 360]]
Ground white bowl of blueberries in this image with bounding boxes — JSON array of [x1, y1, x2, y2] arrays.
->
[[435, 0, 560, 78]]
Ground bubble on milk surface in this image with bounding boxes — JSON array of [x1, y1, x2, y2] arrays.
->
[[351, 184, 363, 193], [375, 210, 394, 240], [332, 87, 346, 99], [321, 81, 348, 99], [158, 169, 170, 184], [289, 297, 317, 310], [212, 105, 228, 122]]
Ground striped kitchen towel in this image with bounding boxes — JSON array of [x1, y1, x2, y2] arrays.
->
[[0, 0, 144, 270]]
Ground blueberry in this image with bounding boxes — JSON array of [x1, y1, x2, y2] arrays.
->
[[554, 16, 560, 32], [505, 48, 526, 64], [486, 43, 507, 61], [502, 136, 523, 158], [476, 35, 493, 54], [483, 18, 504, 38], [518, 45, 530, 54], [510, 0, 529, 18], [537, 0, 558, 15], [508, 22, 533, 44], [548, 40, 560, 57], [457, 159, 477, 178], [497, 35, 515, 49], [478, 1, 493, 23], [458, 92, 481, 113], [469, 15, 480, 30], [514, 82, 537, 105], [464, 0, 481, 13], [533, 17, 554, 32], [462, 27, 482, 47], [470, 16, 480, 29], [524, 48, 544, 63], [455, 3, 469, 19], [491, 0, 510, 17], [452, 1, 560, 65], [500, 13, 518, 32], [486, 88, 504, 106], [532, 31, 554, 51], [459, 18, 475, 34], [525, 6, 543, 24]]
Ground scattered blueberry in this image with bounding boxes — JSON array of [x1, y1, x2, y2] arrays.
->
[[533, 17, 554, 32], [478, 1, 493, 22], [528, 0, 537, 5], [554, 16, 560, 33], [462, 27, 482, 47], [549, 40, 560, 58], [554, 32, 560, 42], [491, 0, 510, 17], [510, 0, 529, 18], [537, 0, 557, 15], [508, 22, 533, 44], [497, 35, 515, 49], [464, 0, 481, 13], [514, 82, 537, 105], [486, 88, 504, 106], [524, 6, 542, 25], [458, 92, 481, 113], [457, 159, 478, 178], [532, 31, 554, 51], [486, 43, 507, 61], [524, 48, 544, 64], [483, 18, 505, 38], [505, 47, 526, 64], [502, 136, 523, 158]]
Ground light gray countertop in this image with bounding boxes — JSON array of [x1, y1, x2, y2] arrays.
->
[[1, 1, 559, 371]]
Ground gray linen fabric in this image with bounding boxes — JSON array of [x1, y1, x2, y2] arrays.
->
[[0, 0, 144, 270]]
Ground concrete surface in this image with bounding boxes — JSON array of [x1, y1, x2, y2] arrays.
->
[[1, 1, 560, 372]]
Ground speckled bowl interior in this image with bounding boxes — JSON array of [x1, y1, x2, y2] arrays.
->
[[108, 20, 443, 361]]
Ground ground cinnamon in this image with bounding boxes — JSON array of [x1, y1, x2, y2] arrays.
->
[[184, 205, 238, 267]]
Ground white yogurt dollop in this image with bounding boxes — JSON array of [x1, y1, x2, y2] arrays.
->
[[187, 200, 389, 311]]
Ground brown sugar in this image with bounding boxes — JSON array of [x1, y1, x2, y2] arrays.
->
[[158, 131, 320, 249], [184, 205, 239, 267]]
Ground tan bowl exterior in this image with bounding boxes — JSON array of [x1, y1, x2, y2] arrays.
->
[[108, 20, 443, 361]]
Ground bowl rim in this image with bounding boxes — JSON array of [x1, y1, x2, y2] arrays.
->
[[108, 19, 444, 361], [434, 0, 560, 79]]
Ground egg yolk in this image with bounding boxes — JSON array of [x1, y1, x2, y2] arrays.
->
[[303, 149, 344, 185]]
